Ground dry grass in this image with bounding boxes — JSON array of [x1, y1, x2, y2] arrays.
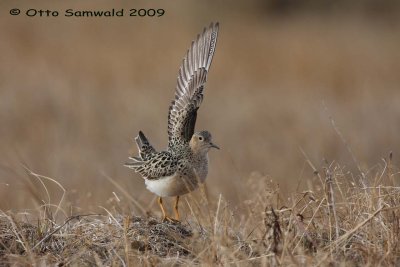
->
[[1, 158, 400, 265], [1, 0, 400, 266]]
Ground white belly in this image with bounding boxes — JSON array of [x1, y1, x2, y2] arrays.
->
[[144, 173, 200, 197]]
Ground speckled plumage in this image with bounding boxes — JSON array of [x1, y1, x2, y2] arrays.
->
[[125, 23, 219, 220]]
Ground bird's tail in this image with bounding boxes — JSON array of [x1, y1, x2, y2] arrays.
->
[[125, 131, 155, 169], [135, 131, 156, 160]]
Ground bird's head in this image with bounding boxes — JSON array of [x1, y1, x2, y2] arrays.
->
[[189, 131, 219, 154]]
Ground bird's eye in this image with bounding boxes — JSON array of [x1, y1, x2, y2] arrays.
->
[[198, 136, 203, 141]]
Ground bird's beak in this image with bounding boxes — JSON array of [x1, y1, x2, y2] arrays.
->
[[210, 142, 220, 149]]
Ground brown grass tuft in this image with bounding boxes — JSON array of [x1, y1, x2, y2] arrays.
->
[[1, 160, 400, 266]]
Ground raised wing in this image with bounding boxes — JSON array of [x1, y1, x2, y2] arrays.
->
[[167, 22, 219, 148]]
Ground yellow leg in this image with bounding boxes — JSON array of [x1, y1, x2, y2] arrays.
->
[[157, 196, 180, 223], [174, 196, 180, 221], [158, 197, 176, 222], [158, 197, 167, 220]]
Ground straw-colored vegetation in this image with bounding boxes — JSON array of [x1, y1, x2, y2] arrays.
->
[[1, 1, 400, 265], [1, 158, 400, 265]]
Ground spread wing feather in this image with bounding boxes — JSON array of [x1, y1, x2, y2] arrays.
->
[[167, 22, 219, 148], [124, 151, 177, 180]]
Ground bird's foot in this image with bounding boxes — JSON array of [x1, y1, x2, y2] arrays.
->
[[162, 216, 180, 224]]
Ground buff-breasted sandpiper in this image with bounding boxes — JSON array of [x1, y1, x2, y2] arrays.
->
[[125, 22, 219, 222]]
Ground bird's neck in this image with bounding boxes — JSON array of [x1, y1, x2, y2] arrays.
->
[[190, 147, 208, 158]]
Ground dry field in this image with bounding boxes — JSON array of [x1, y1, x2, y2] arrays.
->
[[1, 1, 400, 265]]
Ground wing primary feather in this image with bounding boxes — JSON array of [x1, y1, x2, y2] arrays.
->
[[167, 22, 219, 148]]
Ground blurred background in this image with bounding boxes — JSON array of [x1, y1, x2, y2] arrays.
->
[[1, 0, 399, 217]]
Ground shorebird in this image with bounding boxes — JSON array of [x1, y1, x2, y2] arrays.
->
[[125, 23, 219, 222]]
